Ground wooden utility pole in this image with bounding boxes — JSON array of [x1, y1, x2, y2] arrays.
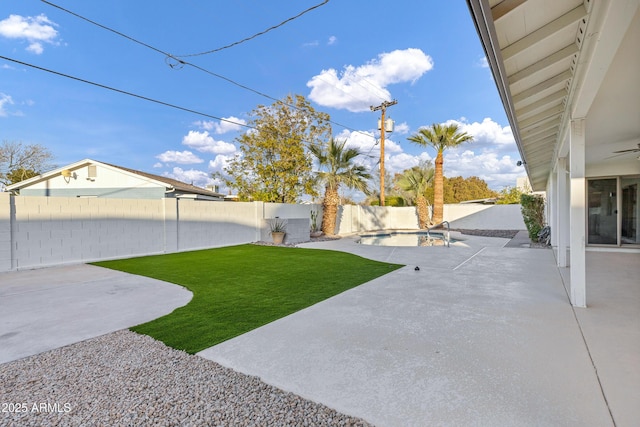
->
[[370, 100, 397, 206]]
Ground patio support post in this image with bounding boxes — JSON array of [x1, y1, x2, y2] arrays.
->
[[557, 157, 569, 267], [569, 119, 586, 307], [549, 164, 557, 248]]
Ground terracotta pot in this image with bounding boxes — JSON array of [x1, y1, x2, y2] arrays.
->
[[271, 232, 285, 244]]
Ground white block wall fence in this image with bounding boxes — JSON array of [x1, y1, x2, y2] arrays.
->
[[0, 193, 525, 272]]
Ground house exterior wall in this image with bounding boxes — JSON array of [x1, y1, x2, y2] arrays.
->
[[20, 187, 166, 199], [18, 163, 168, 199], [0, 195, 527, 272]]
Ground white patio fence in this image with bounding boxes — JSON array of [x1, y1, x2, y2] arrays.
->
[[0, 193, 524, 271]]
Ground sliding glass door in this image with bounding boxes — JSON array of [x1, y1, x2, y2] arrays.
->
[[588, 179, 617, 244], [588, 176, 640, 246]]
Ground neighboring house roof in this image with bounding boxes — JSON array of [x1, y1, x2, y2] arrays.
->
[[100, 162, 222, 198], [459, 198, 497, 205], [6, 158, 224, 199]]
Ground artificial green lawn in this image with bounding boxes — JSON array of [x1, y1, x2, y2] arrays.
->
[[92, 244, 402, 354]]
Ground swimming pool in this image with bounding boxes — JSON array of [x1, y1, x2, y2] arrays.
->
[[357, 231, 459, 247]]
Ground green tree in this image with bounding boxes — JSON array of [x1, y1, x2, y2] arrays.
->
[[407, 123, 473, 224], [497, 186, 525, 204], [216, 94, 331, 203], [310, 138, 370, 236], [445, 176, 498, 203], [394, 161, 434, 228], [0, 141, 55, 186]]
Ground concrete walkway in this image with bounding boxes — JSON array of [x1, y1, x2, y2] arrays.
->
[[1, 233, 636, 426], [199, 233, 639, 427], [0, 264, 192, 364]]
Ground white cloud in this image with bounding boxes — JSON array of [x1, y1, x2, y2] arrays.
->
[[335, 129, 376, 153], [0, 93, 14, 117], [327, 36, 337, 45], [194, 117, 246, 134], [303, 40, 319, 47], [208, 154, 235, 172], [164, 167, 213, 188], [477, 56, 489, 68], [386, 152, 425, 172], [448, 117, 515, 147], [443, 150, 520, 189], [307, 48, 434, 112], [0, 14, 59, 54], [182, 130, 236, 154], [393, 122, 410, 135], [156, 150, 203, 164], [153, 162, 163, 168]]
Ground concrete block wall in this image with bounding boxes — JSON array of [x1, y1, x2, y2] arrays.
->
[[445, 204, 525, 230], [11, 196, 166, 269], [177, 200, 258, 251], [0, 195, 526, 271], [264, 202, 312, 219], [336, 205, 419, 234], [0, 193, 11, 271], [260, 218, 310, 244]]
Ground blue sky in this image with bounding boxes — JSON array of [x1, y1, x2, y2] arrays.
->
[[1, 0, 523, 197]]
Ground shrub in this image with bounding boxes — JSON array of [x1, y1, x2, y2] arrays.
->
[[369, 196, 405, 207], [520, 194, 545, 240]]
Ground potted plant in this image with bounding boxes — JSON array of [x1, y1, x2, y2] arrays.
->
[[269, 218, 287, 244], [310, 209, 323, 237]]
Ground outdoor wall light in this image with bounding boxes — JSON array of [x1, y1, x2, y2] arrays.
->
[[516, 160, 526, 166]]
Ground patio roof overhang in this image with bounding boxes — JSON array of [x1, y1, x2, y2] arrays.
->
[[466, 0, 640, 191]]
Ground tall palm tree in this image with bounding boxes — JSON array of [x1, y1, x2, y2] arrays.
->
[[310, 138, 370, 236], [395, 161, 435, 229], [407, 123, 473, 224]]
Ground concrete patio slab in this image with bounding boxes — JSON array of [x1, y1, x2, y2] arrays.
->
[[562, 252, 640, 427], [199, 236, 636, 426], [0, 264, 192, 364]]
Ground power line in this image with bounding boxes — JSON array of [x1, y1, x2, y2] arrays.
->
[[0, 55, 351, 158], [0, 55, 255, 130], [176, 0, 330, 57], [40, 0, 374, 141]]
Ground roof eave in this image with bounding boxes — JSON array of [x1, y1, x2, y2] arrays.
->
[[466, 0, 539, 189]]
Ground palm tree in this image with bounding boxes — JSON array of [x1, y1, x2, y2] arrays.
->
[[407, 123, 473, 224], [395, 161, 435, 229], [310, 138, 371, 236]]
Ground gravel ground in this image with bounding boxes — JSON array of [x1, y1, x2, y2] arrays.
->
[[0, 330, 371, 427]]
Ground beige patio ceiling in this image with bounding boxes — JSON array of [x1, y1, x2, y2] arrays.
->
[[469, 0, 592, 190]]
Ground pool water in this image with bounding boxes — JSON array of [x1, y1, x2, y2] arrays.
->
[[358, 231, 458, 247]]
